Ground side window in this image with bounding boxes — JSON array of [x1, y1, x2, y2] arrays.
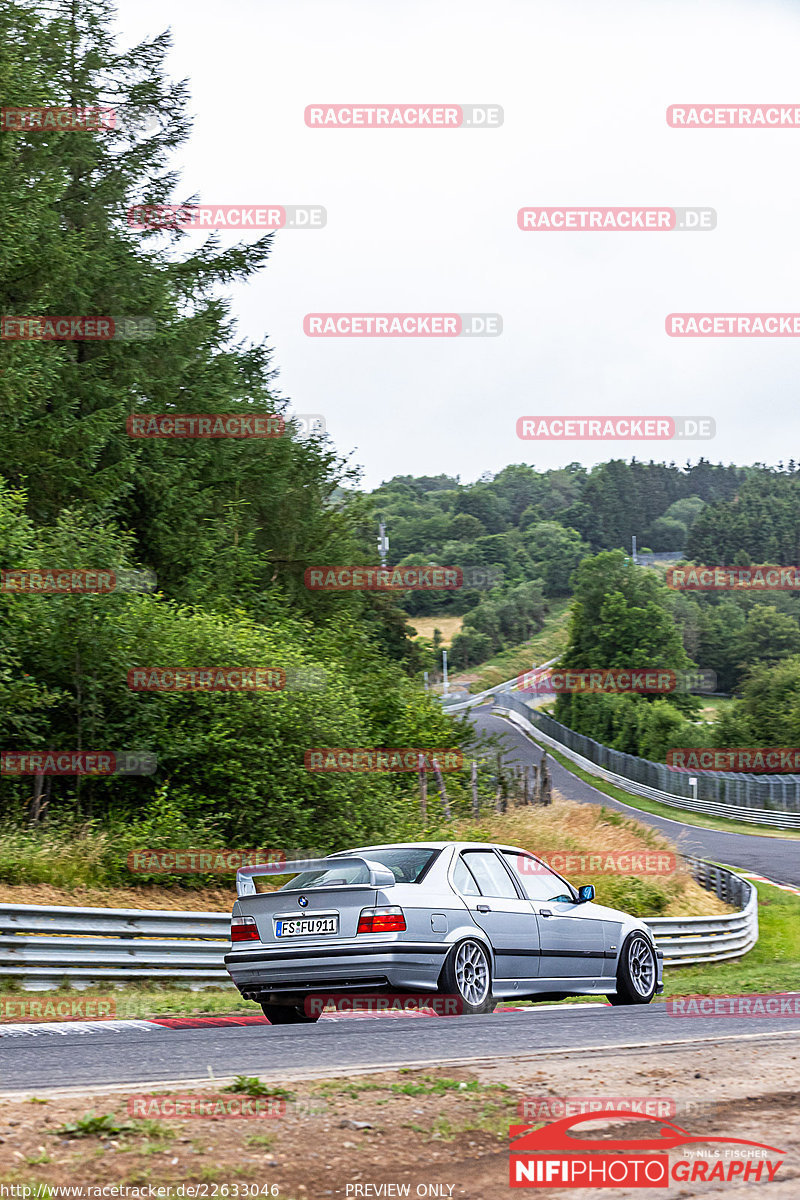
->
[[502, 852, 573, 903], [453, 857, 481, 896], [462, 851, 519, 899]]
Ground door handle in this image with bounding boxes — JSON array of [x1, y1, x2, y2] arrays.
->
[[538, 908, 553, 917], [476, 904, 491, 913]]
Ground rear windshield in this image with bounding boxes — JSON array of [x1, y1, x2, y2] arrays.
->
[[278, 847, 438, 890]]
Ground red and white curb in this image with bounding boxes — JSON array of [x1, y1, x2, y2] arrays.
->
[[0, 1003, 607, 1037], [737, 870, 800, 897]]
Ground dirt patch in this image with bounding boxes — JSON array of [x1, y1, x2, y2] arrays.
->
[[1, 1037, 798, 1197]]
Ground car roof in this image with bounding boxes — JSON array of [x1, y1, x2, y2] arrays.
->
[[334, 841, 533, 854]]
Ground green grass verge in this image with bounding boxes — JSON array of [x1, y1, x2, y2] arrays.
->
[[0, 982, 257, 1021], [516, 729, 800, 840], [465, 599, 572, 692], [664, 874, 800, 996]]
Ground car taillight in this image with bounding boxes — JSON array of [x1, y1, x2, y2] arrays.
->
[[357, 906, 406, 934], [231, 915, 259, 942]]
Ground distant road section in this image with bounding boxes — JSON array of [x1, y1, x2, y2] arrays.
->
[[470, 706, 800, 886]]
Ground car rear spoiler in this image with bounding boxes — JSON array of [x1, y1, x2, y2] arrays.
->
[[235, 855, 396, 898]]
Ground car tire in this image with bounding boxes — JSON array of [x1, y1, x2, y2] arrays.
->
[[439, 938, 496, 1015], [606, 932, 658, 1006], [260, 1002, 320, 1024]]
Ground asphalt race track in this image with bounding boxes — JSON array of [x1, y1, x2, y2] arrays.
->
[[470, 706, 800, 886], [1, 702, 797, 1096], [2, 1005, 800, 1093]]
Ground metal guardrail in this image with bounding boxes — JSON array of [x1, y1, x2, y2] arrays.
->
[[0, 853, 758, 988], [494, 694, 800, 829], [439, 657, 560, 713], [647, 856, 758, 965], [0, 904, 232, 989]]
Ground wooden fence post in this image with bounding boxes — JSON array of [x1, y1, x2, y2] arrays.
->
[[540, 751, 552, 806], [432, 758, 452, 820]]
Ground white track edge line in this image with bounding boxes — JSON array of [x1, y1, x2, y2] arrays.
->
[[3, 1028, 800, 1101]]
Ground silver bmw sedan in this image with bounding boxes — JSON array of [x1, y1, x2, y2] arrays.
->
[[224, 841, 664, 1024]]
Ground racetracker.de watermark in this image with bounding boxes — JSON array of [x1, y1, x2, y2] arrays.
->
[[1, 569, 156, 593], [517, 416, 715, 440], [305, 566, 462, 590], [518, 207, 715, 231], [304, 994, 465, 1016], [1, 751, 156, 775], [667, 313, 800, 336], [1, 316, 155, 340], [127, 668, 286, 692], [304, 313, 501, 336], [1, 106, 115, 130], [667, 104, 800, 127], [285, 413, 326, 437], [667, 748, 800, 773], [0, 996, 116, 1022], [305, 748, 463, 772], [127, 848, 313, 873], [127, 1094, 287, 1120], [127, 205, 326, 230], [304, 103, 503, 128], [515, 852, 676, 875], [667, 564, 800, 590], [127, 414, 283, 438], [517, 1096, 678, 1119], [514, 668, 716, 694], [668, 993, 800, 1016]]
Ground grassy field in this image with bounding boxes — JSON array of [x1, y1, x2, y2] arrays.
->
[[406, 614, 463, 647], [408, 597, 571, 690], [0, 792, 724, 919], [696, 696, 733, 723]]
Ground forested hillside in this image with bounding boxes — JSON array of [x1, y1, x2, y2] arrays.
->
[[369, 461, 746, 667], [0, 0, 465, 847], [4, 0, 800, 847], [548, 546, 800, 763]]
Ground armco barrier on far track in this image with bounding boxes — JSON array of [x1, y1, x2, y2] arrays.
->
[[0, 859, 757, 988], [493, 691, 800, 829]]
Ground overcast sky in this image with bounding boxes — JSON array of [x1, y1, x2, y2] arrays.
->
[[114, 0, 800, 490]]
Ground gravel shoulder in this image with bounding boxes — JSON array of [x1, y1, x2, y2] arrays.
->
[[2, 1035, 798, 1198]]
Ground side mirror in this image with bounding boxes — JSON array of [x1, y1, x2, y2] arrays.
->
[[577, 884, 595, 904]]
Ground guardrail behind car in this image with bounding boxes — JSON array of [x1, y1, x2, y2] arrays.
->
[[491, 691, 800, 828], [0, 855, 757, 988]]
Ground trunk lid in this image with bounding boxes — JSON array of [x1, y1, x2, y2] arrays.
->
[[234, 855, 395, 945]]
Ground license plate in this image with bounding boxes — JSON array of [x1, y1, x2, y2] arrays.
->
[[275, 915, 339, 938]]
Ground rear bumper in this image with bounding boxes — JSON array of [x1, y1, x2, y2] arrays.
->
[[224, 940, 450, 1000]]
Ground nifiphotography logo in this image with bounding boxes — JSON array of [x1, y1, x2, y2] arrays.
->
[[508, 1112, 785, 1188]]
